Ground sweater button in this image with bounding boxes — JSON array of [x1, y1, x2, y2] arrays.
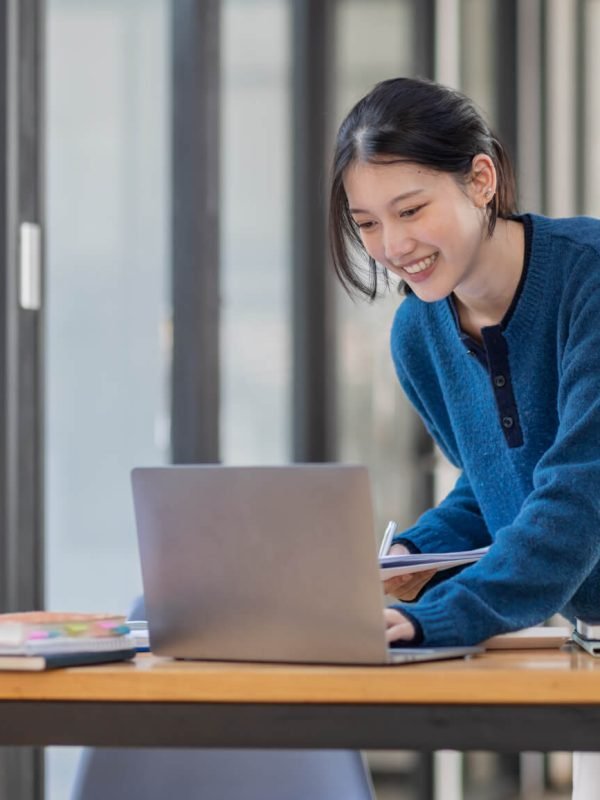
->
[[502, 416, 514, 429], [494, 375, 506, 388]]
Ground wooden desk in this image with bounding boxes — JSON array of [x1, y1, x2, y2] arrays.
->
[[2, 648, 600, 751]]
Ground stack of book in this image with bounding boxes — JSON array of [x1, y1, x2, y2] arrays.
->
[[573, 619, 600, 657], [0, 611, 137, 671]]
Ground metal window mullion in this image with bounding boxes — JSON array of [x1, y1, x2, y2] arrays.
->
[[291, 0, 335, 463], [171, 0, 220, 464], [410, 0, 437, 521], [0, 1, 44, 798], [16, 0, 44, 616], [495, 0, 518, 169], [0, 0, 19, 615], [413, 0, 436, 79], [516, 0, 544, 213], [435, 0, 461, 87], [545, 0, 578, 217], [0, 0, 44, 689]]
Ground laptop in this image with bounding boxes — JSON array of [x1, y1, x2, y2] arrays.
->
[[131, 464, 482, 665]]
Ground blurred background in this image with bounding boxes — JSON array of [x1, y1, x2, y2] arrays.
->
[[0, 0, 595, 797]]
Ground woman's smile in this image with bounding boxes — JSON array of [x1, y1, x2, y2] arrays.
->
[[394, 251, 439, 279]]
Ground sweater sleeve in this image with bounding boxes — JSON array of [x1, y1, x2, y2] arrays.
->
[[396, 285, 600, 646], [393, 471, 492, 553]]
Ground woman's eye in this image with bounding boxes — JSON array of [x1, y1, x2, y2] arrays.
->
[[355, 220, 375, 230], [400, 205, 424, 218]]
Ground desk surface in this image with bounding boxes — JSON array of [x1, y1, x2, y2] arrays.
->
[[1, 648, 600, 703], [3, 649, 600, 751]]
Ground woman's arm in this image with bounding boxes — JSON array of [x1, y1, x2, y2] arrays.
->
[[393, 470, 492, 554], [395, 285, 600, 646]]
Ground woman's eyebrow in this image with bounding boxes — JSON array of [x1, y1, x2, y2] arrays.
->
[[349, 189, 424, 215]]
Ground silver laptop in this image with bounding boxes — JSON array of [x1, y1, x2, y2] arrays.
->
[[131, 464, 481, 665]]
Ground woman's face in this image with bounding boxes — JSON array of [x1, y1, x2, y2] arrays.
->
[[343, 159, 490, 303]]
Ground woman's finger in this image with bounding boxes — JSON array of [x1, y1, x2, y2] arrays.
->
[[383, 569, 437, 601], [382, 574, 412, 592], [385, 621, 416, 642]]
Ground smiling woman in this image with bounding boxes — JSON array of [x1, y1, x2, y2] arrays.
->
[[330, 77, 518, 301], [328, 80, 600, 799], [342, 158, 525, 336], [327, 76, 600, 659]]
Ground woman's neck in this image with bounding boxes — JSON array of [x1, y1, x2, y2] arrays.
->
[[453, 218, 525, 339]]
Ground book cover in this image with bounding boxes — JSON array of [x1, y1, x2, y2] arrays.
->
[[573, 631, 600, 657], [0, 611, 134, 664], [0, 611, 128, 646], [576, 619, 600, 640], [0, 647, 137, 672]]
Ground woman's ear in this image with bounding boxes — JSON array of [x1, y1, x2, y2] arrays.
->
[[469, 153, 496, 207]]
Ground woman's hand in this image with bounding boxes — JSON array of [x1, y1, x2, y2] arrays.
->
[[382, 543, 437, 601], [384, 608, 416, 643]]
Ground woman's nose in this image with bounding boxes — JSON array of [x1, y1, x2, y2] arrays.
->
[[383, 226, 416, 265]]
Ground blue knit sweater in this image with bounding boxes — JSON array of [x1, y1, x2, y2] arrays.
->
[[390, 213, 600, 647]]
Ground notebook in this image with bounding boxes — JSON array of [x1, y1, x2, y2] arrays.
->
[[131, 464, 482, 666], [0, 648, 136, 672], [0, 611, 136, 671]]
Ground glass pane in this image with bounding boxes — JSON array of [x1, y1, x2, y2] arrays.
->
[[334, 0, 421, 534], [221, 0, 292, 464], [460, 0, 498, 127], [44, 0, 171, 795], [583, 0, 600, 215]]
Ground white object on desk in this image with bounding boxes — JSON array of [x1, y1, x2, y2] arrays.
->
[[125, 620, 150, 652], [378, 520, 398, 558], [484, 626, 572, 649], [379, 546, 489, 579]]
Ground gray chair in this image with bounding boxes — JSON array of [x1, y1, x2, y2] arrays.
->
[[70, 597, 374, 800], [71, 748, 375, 800]]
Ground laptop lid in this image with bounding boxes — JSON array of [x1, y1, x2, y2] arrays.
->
[[132, 464, 393, 665], [132, 464, 483, 666]]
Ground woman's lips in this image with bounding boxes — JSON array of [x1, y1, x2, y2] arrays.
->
[[402, 252, 439, 283]]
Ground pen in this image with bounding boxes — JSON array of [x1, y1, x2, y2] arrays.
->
[[379, 520, 398, 558]]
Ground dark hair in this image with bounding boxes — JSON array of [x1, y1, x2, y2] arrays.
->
[[329, 77, 518, 299]]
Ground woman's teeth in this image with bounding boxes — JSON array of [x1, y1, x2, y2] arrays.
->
[[403, 253, 438, 274]]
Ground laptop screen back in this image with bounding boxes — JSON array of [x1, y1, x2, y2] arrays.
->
[[132, 464, 390, 664]]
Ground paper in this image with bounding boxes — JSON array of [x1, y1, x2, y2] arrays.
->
[[126, 620, 150, 651], [0, 634, 135, 657], [484, 626, 571, 650], [379, 546, 489, 579]]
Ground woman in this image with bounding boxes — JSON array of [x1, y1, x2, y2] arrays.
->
[[330, 75, 600, 798], [329, 75, 600, 798]]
